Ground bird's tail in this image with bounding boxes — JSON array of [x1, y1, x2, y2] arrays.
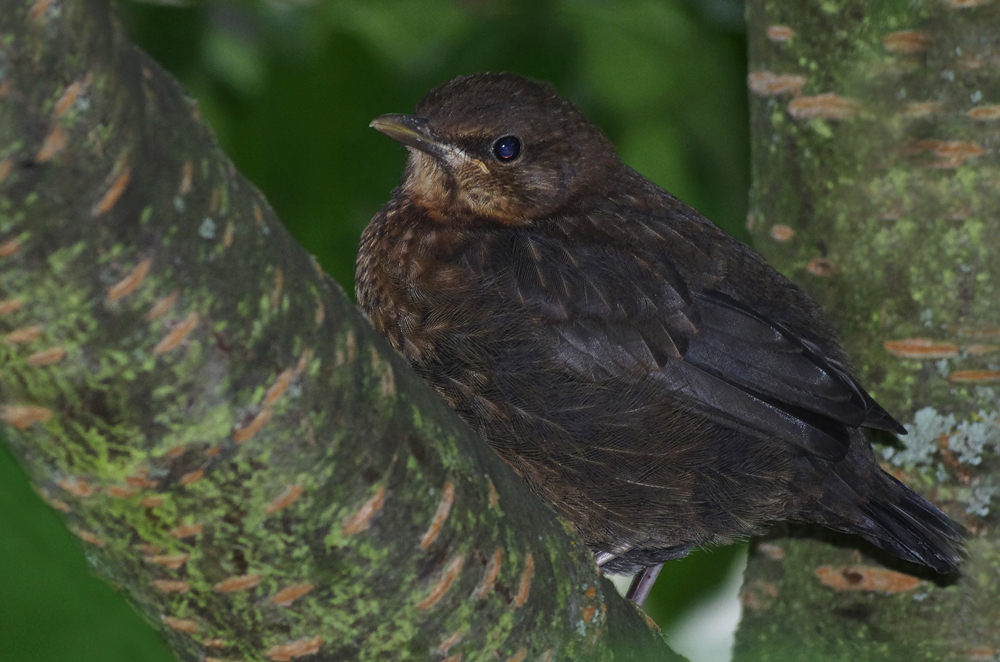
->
[[806, 437, 964, 573]]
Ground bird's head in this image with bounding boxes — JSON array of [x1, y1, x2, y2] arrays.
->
[[371, 73, 620, 226]]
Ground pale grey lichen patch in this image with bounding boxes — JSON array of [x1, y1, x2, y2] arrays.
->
[[948, 412, 1000, 466], [966, 479, 1000, 517], [935, 464, 950, 482], [883, 407, 955, 467], [884, 407, 1000, 469], [198, 217, 216, 240], [975, 386, 997, 402]]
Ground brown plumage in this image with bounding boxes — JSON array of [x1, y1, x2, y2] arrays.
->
[[356, 72, 963, 580]]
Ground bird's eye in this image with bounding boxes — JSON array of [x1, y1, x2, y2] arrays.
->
[[492, 135, 521, 162]]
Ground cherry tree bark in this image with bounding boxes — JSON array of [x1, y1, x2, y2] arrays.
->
[[736, 1, 1000, 659]]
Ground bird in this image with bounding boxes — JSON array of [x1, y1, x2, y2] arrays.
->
[[356, 72, 963, 604]]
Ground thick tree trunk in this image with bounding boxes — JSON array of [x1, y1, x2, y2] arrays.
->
[[0, 1, 676, 660], [736, 1, 1000, 660]]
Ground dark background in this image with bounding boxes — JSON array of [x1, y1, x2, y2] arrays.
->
[[0, 0, 750, 659]]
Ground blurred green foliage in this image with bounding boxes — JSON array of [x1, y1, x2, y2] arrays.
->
[[0, 1, 749, 660]]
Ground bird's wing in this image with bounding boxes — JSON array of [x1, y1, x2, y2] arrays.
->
[[507, 230, 899, 462]]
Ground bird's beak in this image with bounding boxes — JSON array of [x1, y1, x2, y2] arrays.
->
[[370, 114, 449, 159]]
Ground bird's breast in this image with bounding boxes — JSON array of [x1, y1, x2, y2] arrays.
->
[[357, 205, 497, 368]]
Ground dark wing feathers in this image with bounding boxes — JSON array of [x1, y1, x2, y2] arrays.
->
[[653, 359, 852, 460], [514, 228, 902, 462], [686, 298, 861, 419], [691, 290, 905, 434]]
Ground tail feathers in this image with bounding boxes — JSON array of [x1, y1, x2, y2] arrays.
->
[[861, 494, 964, 573], [811, 456, 964, 573]]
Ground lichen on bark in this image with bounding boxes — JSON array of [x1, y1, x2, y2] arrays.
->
[[737, 1, 1000, 659]]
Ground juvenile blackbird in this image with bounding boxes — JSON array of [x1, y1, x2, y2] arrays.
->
[[357, 73, 963, 600]]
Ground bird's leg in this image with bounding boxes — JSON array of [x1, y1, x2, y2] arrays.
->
[[624, 564, 662, 606], [594, 547, 661, 606]]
